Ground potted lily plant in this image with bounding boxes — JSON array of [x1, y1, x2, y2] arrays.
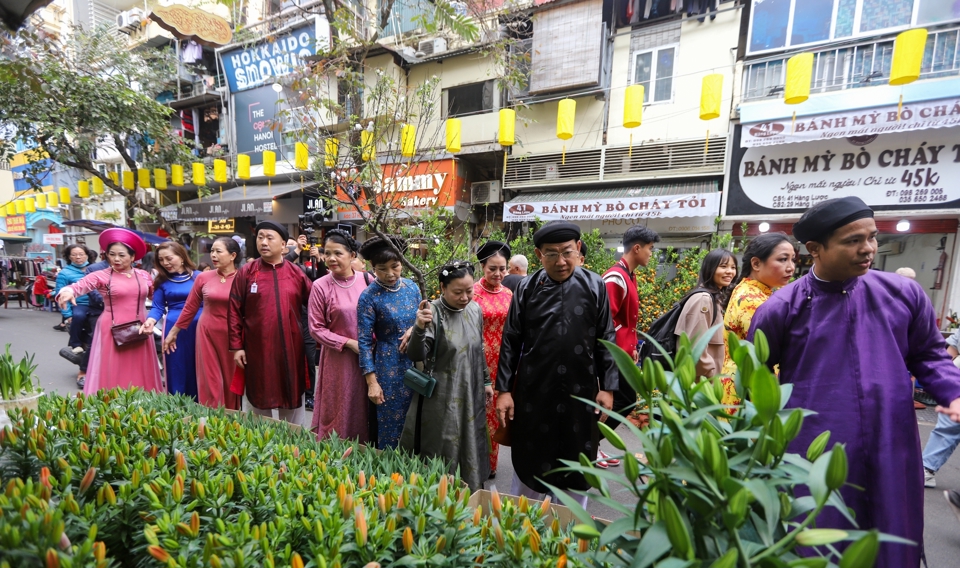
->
[[0, 344, 42, 423]]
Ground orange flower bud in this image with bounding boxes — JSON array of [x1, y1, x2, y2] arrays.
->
[[402, 526, 414, 554], [472, 506, 482, 526], [557, 554, 568, 568], [491, 487, 502, 518], [190, 511, 200, 535], [175, 450, 187, 473], [147, 545, 170, 562], [340, 446, 353, 460], [355, 506, 368, 546], [358, 470, 366, 489], [45, 549, 59, 568], [578, 538, 589, 553], [79, 467, 96, 493], [40, 467, 51, 488], [438, 475, 448, 503], [540, 495, 552, 516], [291, 552, 304, 568]]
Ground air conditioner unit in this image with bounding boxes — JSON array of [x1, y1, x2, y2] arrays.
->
[[471, 181, 501, 204], [417, 38, 447, 57], [877, 242, 903, 255], [116, 8, 144, 34]]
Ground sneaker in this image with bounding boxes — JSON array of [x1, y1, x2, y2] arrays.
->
[[59, 347, 83, 366], [76, 373, 85, 390], [599, 450, 621, 467], [915, 389, 938, 407], [595, 458, 609, 469], [945, 490, 960, 526], [925, 468, 937, 488], [304, 394, 315, 411], [915, 400, 927, 410], [71, 346, 85, 354]]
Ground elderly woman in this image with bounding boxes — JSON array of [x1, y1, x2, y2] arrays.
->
[[57, 228, 163, 394], [400, 260, 492, 490]]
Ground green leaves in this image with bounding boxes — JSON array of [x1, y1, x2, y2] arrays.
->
[[839, 530, 880, 568]]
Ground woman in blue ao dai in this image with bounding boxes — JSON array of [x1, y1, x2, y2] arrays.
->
[[143, 242, 201, 399]]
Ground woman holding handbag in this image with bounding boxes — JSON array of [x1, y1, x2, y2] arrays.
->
[[399, 261, 492, 490], [56, 228, 162, 395]]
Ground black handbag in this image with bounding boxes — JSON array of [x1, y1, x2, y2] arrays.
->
[[108, 270, 149, 347], [403, 304, 439, 398]]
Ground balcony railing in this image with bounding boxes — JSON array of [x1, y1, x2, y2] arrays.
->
[[742, 26, 960, 102]]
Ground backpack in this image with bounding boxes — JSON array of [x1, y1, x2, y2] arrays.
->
[[638, 288, 716, 368]]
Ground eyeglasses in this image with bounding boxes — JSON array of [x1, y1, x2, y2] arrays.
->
[[541, 250, 579, 262]]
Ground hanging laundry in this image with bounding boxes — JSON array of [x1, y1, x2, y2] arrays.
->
[[181, 40, 203, 64]]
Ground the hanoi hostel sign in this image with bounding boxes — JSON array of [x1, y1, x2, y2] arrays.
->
[[220, 18, 330, 92], [234, 86, 281, 165]]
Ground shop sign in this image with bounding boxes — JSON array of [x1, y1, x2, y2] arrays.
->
[[42, 234, 64, 245], [220, 19, 330, 92], [503, 193, 721, 222], [208, 219, 236, 233], [234, 86, 280, 165], [727, 125, 960, 215], [335, 160, 464, 215], [5, 215, 26, 233], [167, 200, 273, 221], [149, 5, 233, 47], [742, 96, 960, 148]]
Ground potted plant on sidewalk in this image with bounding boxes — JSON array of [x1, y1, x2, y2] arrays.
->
[[0, 344, 42, 424]]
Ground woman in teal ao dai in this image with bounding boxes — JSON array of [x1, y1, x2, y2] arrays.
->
[[357, 236, 420, 449]]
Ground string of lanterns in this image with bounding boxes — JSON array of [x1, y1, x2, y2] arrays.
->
[[0, 30, 928, 223]]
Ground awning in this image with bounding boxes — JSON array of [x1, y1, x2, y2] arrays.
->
[[161, 180, 318, 221], [0, 232, 31, 242], [503, 181, 721, 222]]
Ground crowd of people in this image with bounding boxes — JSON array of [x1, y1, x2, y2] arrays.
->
[[43, 196, 960, 567]]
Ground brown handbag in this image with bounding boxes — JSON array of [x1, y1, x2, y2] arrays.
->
[[108, 270, 149, 347]]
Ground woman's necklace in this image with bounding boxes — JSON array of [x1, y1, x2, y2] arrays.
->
[[111, 267, 133, 279], [375, 279, 403, 293], [479, 278, 503, 294], [169, 271, 193, 283], [439, 298, 464, 313], [217, 269, 236, 284], [332, 272, 358, 289]]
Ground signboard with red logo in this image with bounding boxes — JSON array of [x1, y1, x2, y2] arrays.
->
[[503, 193, 720, 222], [42, 234, 64, 245], [741, 96, 960, 148], [5, 215, 26, 233], [726, 124, 960, 216], [336, 160, 465, 220]]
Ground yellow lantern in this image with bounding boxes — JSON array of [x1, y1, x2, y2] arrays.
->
[[36, 193, 47, 209], [138, 169, 150, 188], [400, 125, 416, 158], [25, 197, 36, 213], [263, 151, 276, 177], [192, 163, 205, 186], [700, 74, 723, 120], [324, 139, 339, 168], [237, 155, 250, 179], [361, 130, 374, 162], [623, 85, 644, 129], [498, 109, 515, 147], [92, 177, 104, 195], [78, 180, 90, 198], [5, 203, 15, 216], [891, 28, 928, 86], [59, 187, 71, 204], [153, 170, 166, 190], [15, 200, 25, 214], [214, 159, 227, 184], [785, 53, 813, 105], [171, 165, 184, 186], [557, 99, 576, 140], [47, 192, 58, 207], [108, 171, 119, 185], [444, 119, 461, 154], [295, 142, 309, 170], [557, 99, 576, 164], [122, 171, 134, 190]]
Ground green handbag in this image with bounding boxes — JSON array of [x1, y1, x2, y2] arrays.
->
[[403, 305, 439, 398]]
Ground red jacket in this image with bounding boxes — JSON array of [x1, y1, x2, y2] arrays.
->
[[603, 260, 639, 356]]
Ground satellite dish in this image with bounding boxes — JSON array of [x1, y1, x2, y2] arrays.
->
[[454, 200, 470, 221]]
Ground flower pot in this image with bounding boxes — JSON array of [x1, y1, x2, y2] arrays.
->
[[0, 391, 43, 428]]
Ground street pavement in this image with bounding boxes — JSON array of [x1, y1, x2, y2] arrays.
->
[[2, 305, 960, 563]]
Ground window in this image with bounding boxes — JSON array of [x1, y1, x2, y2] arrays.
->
[[633, 46, 676, 103], [747, 0, 960, 55], [443, 81, 495, 118]]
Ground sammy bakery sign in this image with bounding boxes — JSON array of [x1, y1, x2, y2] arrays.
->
[[220, 18, 330, 92]]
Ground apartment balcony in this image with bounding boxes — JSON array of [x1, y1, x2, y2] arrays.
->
[[742, 25, 960, 103]]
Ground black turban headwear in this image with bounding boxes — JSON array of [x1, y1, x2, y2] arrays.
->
[[254, 221, 289, 243], [477, 240, 511, 263], [533, 220, 581, 248], [793, 196, 874, 244], [358, 235, 407, 260]]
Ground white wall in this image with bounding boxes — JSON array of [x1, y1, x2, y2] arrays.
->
[[879, 233, 957, 323]]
